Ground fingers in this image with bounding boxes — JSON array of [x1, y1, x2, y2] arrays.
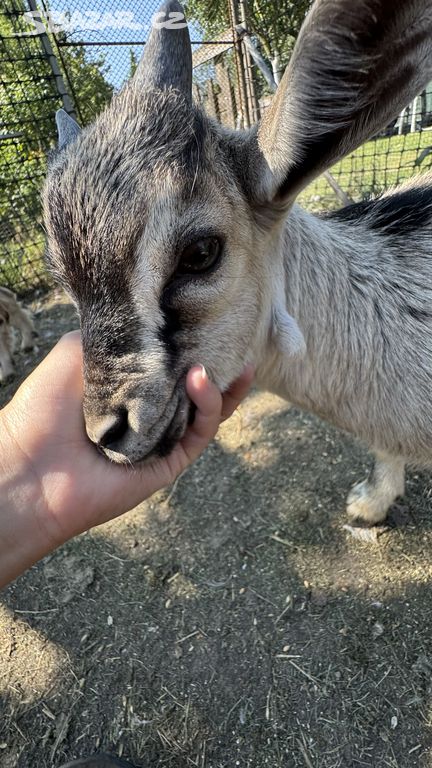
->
[[180, 363, 254, 464], [181, 365, 223, 462], [112, 363, 255, 504], [220, 363, 254, 421]]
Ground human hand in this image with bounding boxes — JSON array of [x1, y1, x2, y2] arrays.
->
[[0, 332, 253, 586]]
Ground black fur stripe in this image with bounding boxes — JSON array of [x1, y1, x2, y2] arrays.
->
[[325, 186, 432, 236]]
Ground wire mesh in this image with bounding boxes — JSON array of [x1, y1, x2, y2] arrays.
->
[[300, 99, 432, 213], [1, 0, 432, 294], [0, 0, 62, 293]]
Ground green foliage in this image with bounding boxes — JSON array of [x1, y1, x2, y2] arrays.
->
[[129, 48, 139, 79], [58, 37, 113, 125], [243, 0, 312, 68], [0, 0, 113, 291], [185, 0, 312, 68], [185, 0, 229, 38]]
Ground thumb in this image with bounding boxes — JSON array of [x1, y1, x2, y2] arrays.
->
[[15, 331, 83, 405]]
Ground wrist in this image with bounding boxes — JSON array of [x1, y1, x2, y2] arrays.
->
[[0, 405, 63, 588]]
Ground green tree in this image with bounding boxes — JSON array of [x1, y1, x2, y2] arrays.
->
[[0, 0, 113, 289], [57, 37, 113, 125], [129, 48, 139, 79], [185, 0, 312, 72]]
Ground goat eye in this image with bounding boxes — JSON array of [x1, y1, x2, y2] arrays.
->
[[178, 237, 222, 275]]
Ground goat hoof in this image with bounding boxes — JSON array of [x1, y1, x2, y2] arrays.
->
[[346, 480, 388, 525]]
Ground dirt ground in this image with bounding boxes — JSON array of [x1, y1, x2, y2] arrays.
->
[[1, 292, 432, 768]]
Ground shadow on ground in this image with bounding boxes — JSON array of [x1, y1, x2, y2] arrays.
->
[[1, 295, 432, 768]]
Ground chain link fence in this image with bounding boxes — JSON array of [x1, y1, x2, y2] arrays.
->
[[2, 0, 432, 294], [1, 1, 62, 293]]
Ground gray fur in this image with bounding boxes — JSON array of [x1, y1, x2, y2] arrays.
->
[[44, 0, 432, 522], [135, 0, 192, 101], [56, 109, 81, 151]]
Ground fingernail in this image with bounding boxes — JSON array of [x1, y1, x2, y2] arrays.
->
[[200, 364, 207, 382]]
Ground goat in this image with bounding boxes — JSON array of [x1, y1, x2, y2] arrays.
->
[[43, 0, 432, 525], [0, 287, 36, 383]]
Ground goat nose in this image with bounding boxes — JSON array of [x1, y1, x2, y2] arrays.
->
[[89, 409, 129, 449]]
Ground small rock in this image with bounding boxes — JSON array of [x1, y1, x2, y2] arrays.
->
[[372, 621, 384, 639], [311, 589, 328, 608]]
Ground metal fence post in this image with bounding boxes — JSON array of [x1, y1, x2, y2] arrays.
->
[[26, 0, 76, 118], [228, 0, 251, 129]]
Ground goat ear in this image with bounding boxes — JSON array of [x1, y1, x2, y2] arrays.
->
[[56, 109, 81, 150], [0, 287, 15, 301], [0, 287, 15, 312], [253, 0, 432, 202], [133, 0, 192, 102]]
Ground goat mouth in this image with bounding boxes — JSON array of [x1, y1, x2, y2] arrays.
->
[[149, 396, 190, 460], [99, 394, 190, 466]]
